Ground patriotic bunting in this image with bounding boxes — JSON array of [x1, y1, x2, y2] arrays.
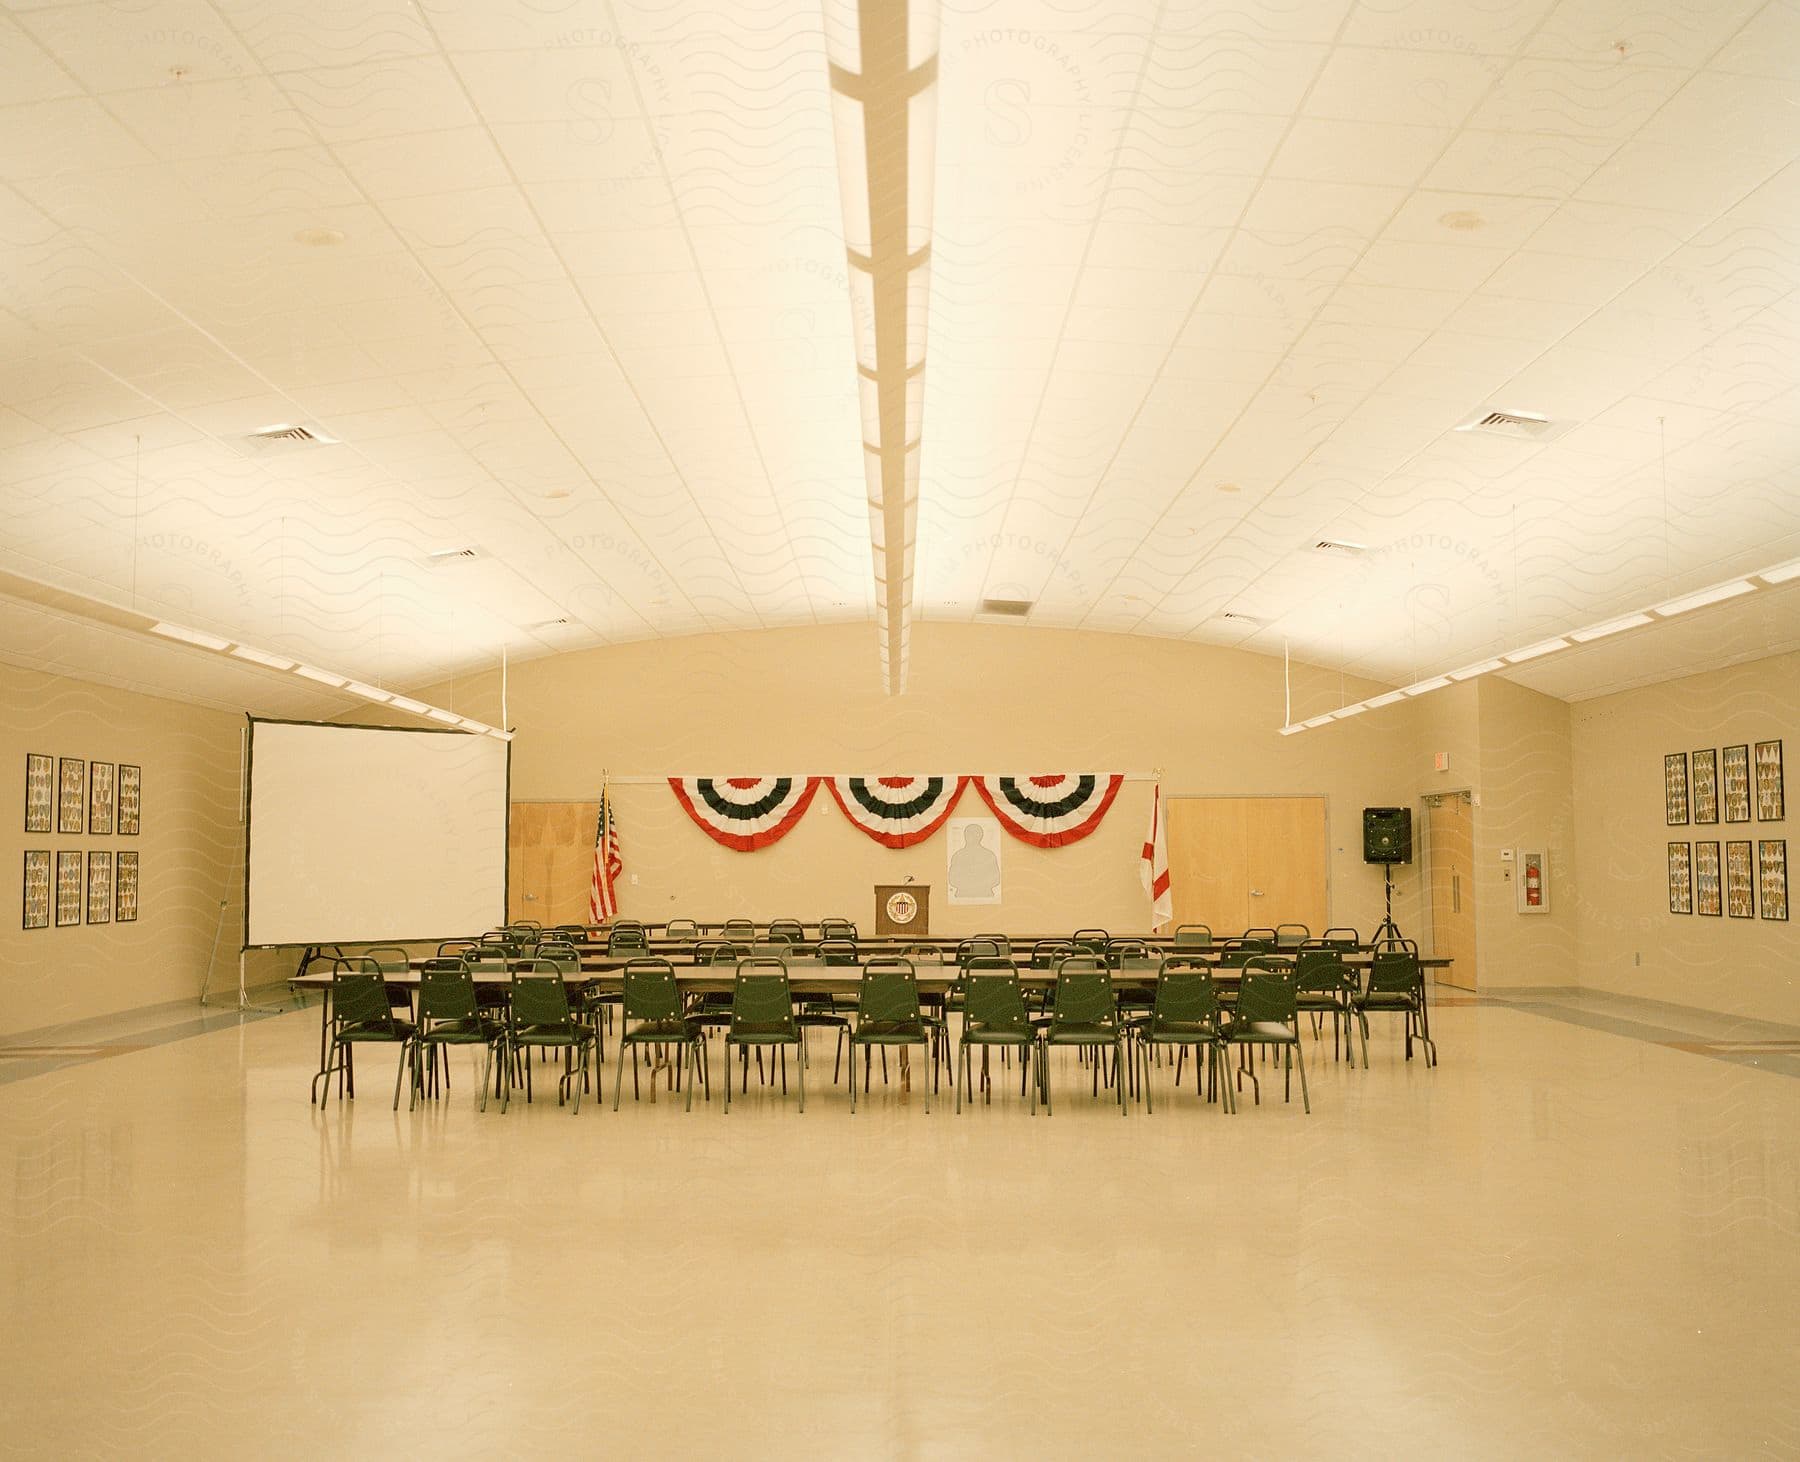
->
[[972, 774, 1125, 849], [668, 776, 822, 852], [668, 773, 1127, 851], [826, 776, 969, 848]]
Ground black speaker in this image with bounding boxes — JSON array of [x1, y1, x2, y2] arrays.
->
[[1363, 807, 1412, 865]]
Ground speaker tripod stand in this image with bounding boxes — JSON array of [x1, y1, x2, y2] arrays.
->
[[1372, 861, 1407, 948]]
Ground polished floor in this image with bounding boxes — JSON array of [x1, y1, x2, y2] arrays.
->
[[2, 988, 1797, 1459]]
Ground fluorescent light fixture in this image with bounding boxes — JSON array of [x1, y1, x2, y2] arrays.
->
[[1403, 677, 1452, 696], [1331, 703, 1367, 719], [387, 696, 429, 715], [1759, 558, 1800, 585], [1365, 690, 1408, 708], [1569, 612, 1652, 643], [1502, 638, 1568, 664], [150, 622, 232, 652], [292, 664, 348, 688], [341, 680, 393, 703], [228, 644, 296, 671], [1653, 580, 1754, 617], [424, 707, 460, 725], [486, 728, 513, 741], [1448, 659, 1504, 681], [1279, 724, 1304, 736], [1301, 714, 1336, 729]]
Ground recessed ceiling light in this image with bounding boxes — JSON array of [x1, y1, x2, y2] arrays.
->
[[1365, 690, 1408, 708], [1438, 210, 1485, 232], [1448, 659, 1505, 681], [150, 622, 232, 651], [228, 644, 296, 671], [1403, 676, 1452, 696], [1569, 612, 1653, 643], [1502, 638, 1569, 664], [1653, 580, 1754, 616], [1758, 558, 1800, 585], [295, 227, 346, 247], [542, 487, 572, 500], [292, 665, 348, 687], [1216, 482, 1240, 494]]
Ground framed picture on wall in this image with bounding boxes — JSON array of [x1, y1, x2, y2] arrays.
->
[[85, 851, 112, 925], [1759, 840, 1789, 922], [1694, 841, 1721, 916], [115, 852, 139, 923], [1691, 749, 1718, 824], [88, 761, 115, 836], [23, 850, 51, 930], [1667, 842, 1692, 915], [25, 753, 54, 834], [54, 850, 82, 927], [1722, 744, 1752, 823], [57, 757, 85, 835], [1726, 841, 1755, 918], [117, 764, 141, 836], [1754, 740, 1784, 821], [1664, 753, 1689, 825]]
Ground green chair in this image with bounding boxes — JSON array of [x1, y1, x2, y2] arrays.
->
[[1129, 957, 1229, 1113], [766, 918, 805, 945], [819, 917, 858, 941], [1070, 928, 1110, 956], [1172, 924, 1213, 951], [606, 924, 648, 955], [1295, 944, 1356, 1065], [956, 968, 1037, 1114], [1320, 926, 1360, 948], [504, 960, 599, 1112], [1222, 958, 1308, 1113], [721, 918, 756, 941], [1038, 956, 1125, 1117], [724, 957, 806, 1113], [413, 959, 504, 1112], [614, 958, 706, 1111], [847, 958, 934, 1113], [1350, 946, 1436, 1067], [319, 958, 416, 1110], [664, 918, 700, 940], [1275, 923, 1310, 949]]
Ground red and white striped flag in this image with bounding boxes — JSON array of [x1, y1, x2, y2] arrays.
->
[[1141, 783, 1172, 931], [588, 788, 623, 923]]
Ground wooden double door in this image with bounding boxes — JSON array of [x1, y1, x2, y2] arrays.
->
[[1166, 796, 1328, 935]]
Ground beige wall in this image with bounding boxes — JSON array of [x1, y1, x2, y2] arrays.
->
[[0, 661, 250, 1036], [413, 622, 1432, 940], [1402, 677, 1578, 989], [1572, 650, 1798, 1023]]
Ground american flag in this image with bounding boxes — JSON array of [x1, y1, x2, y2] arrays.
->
[[588, 788, 622, 922]]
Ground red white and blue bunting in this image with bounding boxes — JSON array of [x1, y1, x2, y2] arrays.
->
[[972, 774, 1125, 849], [668, 776, 822, 853], [826, 776, 968, 849], [669, 773, 1127, 851]]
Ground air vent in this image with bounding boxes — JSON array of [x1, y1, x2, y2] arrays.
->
[[232, 421, 338, 457], [1455, 408, 1573, 441], [529, 617, 571, 629], [427, 547, 480, 564], [977, 598, 1033, 619], [1314, 538, 1368, 556], [1220, 611, 1266, 626]]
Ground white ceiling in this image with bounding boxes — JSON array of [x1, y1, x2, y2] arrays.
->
[[2, 0, 1798, 701]]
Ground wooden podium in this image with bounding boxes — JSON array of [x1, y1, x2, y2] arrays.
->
[[874, 884, 929, 938]]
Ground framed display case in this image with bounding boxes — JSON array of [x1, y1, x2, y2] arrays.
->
[[55, 850, 82, 927], [88, 761, 115, 836], [1758, 840, 1788, 922], [25, 753, 53, 834], [57, 757, 85, 835], [23, 849, 51, 930], [1726, 841, 1755, 919], [86, 851, 113, 925], [1754, 740, 1784, 821], [1691, 748, 1718, 824], [1664, 753, 1689, 826], [117, 764, 141, 836], [1694, 841, 1721, 916], [1667, 842, 1692, 915]]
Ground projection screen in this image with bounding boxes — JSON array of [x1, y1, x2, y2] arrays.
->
[[245, 718, 510, 946]]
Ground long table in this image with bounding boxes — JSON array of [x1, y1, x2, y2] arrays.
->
[[293, 950, 1450, 1099]]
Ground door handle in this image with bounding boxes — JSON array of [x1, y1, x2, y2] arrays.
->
[[1249, 888, 1264, 897], [1452, 875, 1460, 914]]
